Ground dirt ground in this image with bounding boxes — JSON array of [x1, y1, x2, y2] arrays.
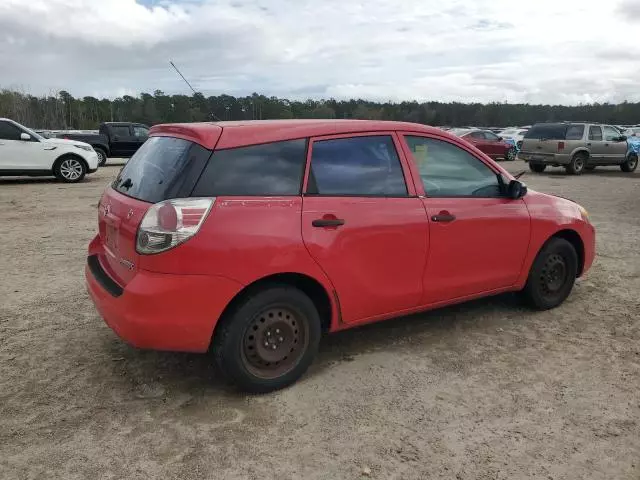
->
[[1, 160, 639, 480]]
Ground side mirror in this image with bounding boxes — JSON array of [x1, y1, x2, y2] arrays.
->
[[20, 132, 31, 141], [498, 136, 503, 141], [507, 179, 527, 199], [619, 135, 627, 141]]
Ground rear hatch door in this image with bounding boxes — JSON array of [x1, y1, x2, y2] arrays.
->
[[97, 133, 218, 286]]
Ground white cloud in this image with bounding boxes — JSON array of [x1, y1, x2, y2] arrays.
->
[[0, 0, 638, 104]]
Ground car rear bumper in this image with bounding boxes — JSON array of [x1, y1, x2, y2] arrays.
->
[[519, 152, 571, 165], [85, 255, 243, 353]]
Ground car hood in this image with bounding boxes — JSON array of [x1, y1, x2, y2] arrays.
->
[[45, 138, 91, 148]]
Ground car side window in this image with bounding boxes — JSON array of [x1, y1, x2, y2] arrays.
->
[[404, 136, 502, 198], [192, 139, 307, 196], [307, 135, 407, 196], [110, 126, 131, 137], [469, 131, 485, 139], [133, 126, 149, 138], [589, 126, 603, 141], [0, 121, 23, 141], [603, 126, 619, 141], [565, 125, 585, 140], [483, 132, 499, 141]]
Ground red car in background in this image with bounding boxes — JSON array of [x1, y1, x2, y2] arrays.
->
[[86, 120, 595, 393], [451, 128, 517, 161]]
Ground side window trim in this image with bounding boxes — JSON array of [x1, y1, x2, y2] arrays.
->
[[398, 132, 507, 199], [302, 131, 417, 197]]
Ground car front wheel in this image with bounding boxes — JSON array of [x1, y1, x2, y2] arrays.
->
[[54, 156, 87, 183], [521, 238, 578, 310], [621, 154, 638, 173], [95, 148, 108, 167], [213, 285, 322, 393], [506, 147, 516, 161]]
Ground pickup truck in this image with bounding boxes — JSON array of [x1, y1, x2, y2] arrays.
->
[[57, 122, 150, 166], [519, 122, 638, 175]]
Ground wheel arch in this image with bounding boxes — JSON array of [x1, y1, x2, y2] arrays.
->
[[570, 148, 590, 160], [52, 152, 89, 172], [209, 272, 336, 350], [549, 229, 585, 277]]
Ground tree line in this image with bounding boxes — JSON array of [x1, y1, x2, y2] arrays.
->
[[1, 88, 639, 130]]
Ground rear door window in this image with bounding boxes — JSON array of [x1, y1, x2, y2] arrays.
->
[[306, 135, 407, 196], [110, 126, 131, 137], [113, 136, 211, 203], [192, 139, 307, 196], [565, 125, 585, 140], [589, 126, 603, 141]]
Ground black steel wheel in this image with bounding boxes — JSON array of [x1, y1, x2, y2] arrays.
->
[[521, 237, 578, 310], [621, 154, 638, 173], [213, 285, 321, 393]]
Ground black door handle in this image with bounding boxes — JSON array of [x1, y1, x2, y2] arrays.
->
[[586, 143, 591, 146], [431, 213, 456, 223], [312, 218, 345, 228]]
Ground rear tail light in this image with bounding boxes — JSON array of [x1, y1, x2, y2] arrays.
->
[[558, 141, 565, 151], [136, 198, 215, 254]]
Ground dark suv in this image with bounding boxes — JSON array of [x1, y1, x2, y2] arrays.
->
[[519, 122, 638, 174]]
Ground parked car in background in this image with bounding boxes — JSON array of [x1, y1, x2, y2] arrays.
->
[[519, 122, 638, 174], [452, 128, 517, 160], [86, 119, 595, 392], [498, 127, 529, 150], [57, 122, 150, 166], [0, 118, 99, 182], [623, 127, 640, 137]]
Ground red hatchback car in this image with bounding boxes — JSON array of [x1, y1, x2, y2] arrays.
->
[[452, 128, 517, 161], [86, 120, 595, 392]]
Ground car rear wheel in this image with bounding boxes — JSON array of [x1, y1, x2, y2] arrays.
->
[[95, 148, 107, 167], [506, 147, 516, 161], [566, 153, 587, 175], [521, 238, 578, 310], [620, 154, 638, 173], [54, 156, 87, 183], [529, 162, 546, 173], [213, 285, 321, 393]]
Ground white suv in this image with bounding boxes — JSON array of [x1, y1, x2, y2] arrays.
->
[[0, 118, 99, 182]]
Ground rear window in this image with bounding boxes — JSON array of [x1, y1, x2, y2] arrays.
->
[[192, 139, 307, 196], [112, 136, 211, 203]]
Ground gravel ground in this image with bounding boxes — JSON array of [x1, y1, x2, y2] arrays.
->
[[1, 160, 639, 480]]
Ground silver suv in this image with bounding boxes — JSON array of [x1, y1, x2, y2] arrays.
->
[[519, 123, 638, 175]]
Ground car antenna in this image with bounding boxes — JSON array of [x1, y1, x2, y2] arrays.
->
[[514, 170, 526, 179], [169, 60, 221, 122]]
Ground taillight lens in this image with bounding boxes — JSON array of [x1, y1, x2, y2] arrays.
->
[[136, 198, 214, 254], [558, 141, 565, 151]]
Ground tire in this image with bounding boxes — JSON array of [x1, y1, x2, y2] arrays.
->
[[529, 163, 546, 173], [516, 141, 523, 150], [566, 153, 587, 175], [506, 147, 516, 161], [213, 285, 322, 393], [95, 148, 107, 167], [521, 238, 578, 310], [54, 156, 87, 183], [620, 154, 638, 173]]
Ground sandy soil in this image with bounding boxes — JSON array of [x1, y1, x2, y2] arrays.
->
[[1, 160, 639, 480]]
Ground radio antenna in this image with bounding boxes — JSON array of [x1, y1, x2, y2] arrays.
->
[[169, 60, 221, 121]]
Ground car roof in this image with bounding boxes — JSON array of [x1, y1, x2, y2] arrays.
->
[[150, 119, 444, 149]]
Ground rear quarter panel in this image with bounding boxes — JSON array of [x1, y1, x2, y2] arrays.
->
[[138, 196, 340, 323]]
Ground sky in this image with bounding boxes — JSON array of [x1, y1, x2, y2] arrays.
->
[[0, 0, 639, 105]]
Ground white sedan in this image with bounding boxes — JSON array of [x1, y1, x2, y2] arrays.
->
[[0, 118, 99, 182], [498, 127, 529, 150]]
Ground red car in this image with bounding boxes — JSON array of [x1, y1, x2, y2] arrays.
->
[[86, 120, 595, 392], [451, 128, 517, 161]]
